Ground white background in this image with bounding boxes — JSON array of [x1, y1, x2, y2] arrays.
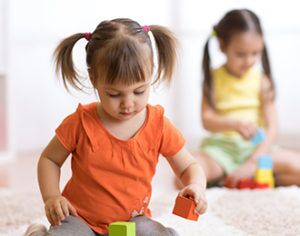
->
[[1, 0, 299, 153]]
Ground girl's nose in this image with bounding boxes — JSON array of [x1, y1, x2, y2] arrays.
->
[[121, 96, 134, 109]]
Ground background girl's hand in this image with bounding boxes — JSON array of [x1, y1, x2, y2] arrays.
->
[[179, 183, 207, 215], [44, 195, 78, 226], [234, 121, 258, 140], [225, 159, 257, 187]]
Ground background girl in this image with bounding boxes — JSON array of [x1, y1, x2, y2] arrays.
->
[[24, 18, 207, 236], [197, 9, 300, 187]]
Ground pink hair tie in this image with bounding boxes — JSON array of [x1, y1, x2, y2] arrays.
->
[[143, 25, 151, 33], [84, 32, 92, 41]]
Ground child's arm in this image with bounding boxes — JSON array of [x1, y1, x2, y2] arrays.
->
[[249, 76, 277, 159], [38, 136, 78, 226], [166, 147, 207, 215], [201, 96, 257, 139]]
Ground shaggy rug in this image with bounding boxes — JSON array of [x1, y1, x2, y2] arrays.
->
[[1, 187, 300, 236]]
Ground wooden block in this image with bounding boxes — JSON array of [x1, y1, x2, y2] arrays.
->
[[109, 221, 136, 236], [172, 195, 199, 221], [255, 183, 269, 189], [251, 128, 265, 145], [237, 178, 256, 189], [255, 169, 274, 188]]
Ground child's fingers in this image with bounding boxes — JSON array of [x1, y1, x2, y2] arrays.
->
[[194, 192, 207, 212], [54, 204, 65, 221], [60, 201, 70, 218], [68, 203, 78, 216], [194, 197, 207, 215], [51, 208, 62, 226], [46, 208, 59, 226], [45, 210, 54, 226], [45, 206, 55, 226]]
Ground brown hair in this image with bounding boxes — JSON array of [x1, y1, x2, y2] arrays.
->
[[54, 18, 177, 91], [202, 9, 275, 108]]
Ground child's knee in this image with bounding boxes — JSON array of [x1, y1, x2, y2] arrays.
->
[[131, 215, 177, 236], [166, 227, 180, 236]]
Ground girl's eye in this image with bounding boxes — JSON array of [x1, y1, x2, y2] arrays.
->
[[107, 93, 120, 97], [134, 90, 145, 95]]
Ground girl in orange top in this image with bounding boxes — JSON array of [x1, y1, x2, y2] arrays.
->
[[24, 19, 207, 236]]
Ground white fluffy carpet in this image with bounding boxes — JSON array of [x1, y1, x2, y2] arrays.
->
[[1, 187, 300, 236]]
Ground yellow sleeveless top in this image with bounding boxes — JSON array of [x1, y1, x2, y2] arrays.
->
[[213, 65, 263, 135]]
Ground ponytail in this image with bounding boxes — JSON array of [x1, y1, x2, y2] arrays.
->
[[202, 37, 215, 108], [54, 33, 86, 91], [149, 25, 177, 83]]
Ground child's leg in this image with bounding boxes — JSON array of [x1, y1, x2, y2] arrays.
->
[[131, 215, 179, 236], [194, 152, 224, 182], [272, 148, 300, 186], [24, 216, 98, 236]]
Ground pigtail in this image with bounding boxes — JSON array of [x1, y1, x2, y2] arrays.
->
[[54, 33, 86, 91], [202, 38, 215, 109], [149, 25, 177, 82], [262, 45, 276, 100]]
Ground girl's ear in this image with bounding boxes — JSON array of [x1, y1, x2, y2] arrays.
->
[[218, 38, 226, 53]]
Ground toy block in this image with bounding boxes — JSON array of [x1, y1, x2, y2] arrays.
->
[[257, 155, 272, 169], [255, 169, 273, 181], [255, 183, 269, 189], [172, 195, 199, 221], [224, 177, 236, 189], [255, 155, 274, 188], [255, 170, 274, 188], [237, 178, 256, 189], [109, 222, 136, 236], [251, 128, 266, 145]]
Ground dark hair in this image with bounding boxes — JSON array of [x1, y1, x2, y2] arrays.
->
[[202, 9, 275, 108], [54, 18, 177, 91]]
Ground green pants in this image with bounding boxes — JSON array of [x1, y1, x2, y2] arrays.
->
[[200, 133, 256, 174]]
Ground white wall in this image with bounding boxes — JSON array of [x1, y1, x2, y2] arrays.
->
[[3, 0, 300, 152]]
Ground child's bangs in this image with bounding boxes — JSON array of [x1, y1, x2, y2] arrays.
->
[[94, 39, 153, 85], [106, 56, 151, 85]]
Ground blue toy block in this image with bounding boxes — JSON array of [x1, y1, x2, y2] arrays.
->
[[257, 155, 273, 169], [251, 128, 266, 145]]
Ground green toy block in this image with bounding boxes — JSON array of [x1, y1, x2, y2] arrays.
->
[[109, 221, 136, 236]]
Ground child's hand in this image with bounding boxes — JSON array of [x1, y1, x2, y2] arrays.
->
[[234, 121, 258, 140], [225, 159, 256, 187], [179, 183, 207, 215], [44, 195, 78, 226]]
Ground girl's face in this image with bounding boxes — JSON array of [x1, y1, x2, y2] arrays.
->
[[222, 32, 264, 78], [96, 79, 151, 121]]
